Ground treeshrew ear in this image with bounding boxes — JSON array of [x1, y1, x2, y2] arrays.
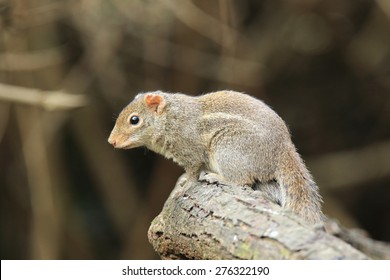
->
[[145, 93, 166, 114]]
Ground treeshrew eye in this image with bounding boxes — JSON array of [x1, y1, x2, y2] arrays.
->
[[129, 115, 140, 125]]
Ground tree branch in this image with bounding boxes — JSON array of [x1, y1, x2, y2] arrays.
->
[[0, 83, 87, 111], [148, 174, 372, 260], [308, 140, 390, 190]]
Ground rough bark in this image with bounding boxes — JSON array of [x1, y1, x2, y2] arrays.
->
[[324, 220, 390, 259], [148, 173, 370, 260]]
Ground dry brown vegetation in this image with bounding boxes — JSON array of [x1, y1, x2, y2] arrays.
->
[[0, 0, 389, 259]]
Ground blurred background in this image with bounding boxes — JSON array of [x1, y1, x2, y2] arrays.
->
[[0, 0, 389, 259]]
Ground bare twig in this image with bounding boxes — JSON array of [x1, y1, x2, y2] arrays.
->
[[161, 0, 240, 51], [0, 83, 88, 110], [308, 141, 390, 190], [16, 106, 61, 259]]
